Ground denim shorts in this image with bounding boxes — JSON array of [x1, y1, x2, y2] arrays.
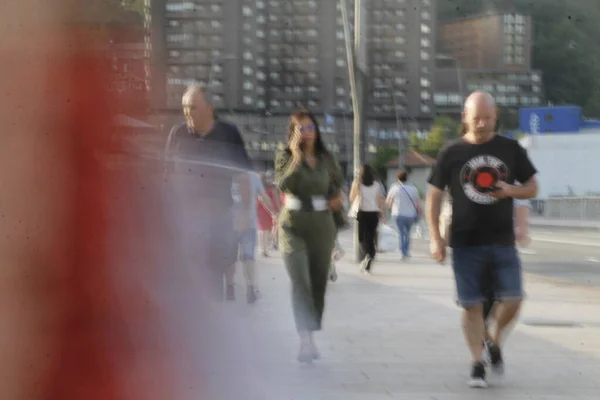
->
[[451, 246, 524, 308], [237, 228, 257, 261]]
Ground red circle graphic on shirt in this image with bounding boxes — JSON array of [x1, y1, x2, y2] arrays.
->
[[476, 172, 494, 188], [459, 155, 509, 204]]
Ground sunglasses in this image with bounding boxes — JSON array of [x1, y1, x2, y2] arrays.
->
[[297, 124, 315, 134]]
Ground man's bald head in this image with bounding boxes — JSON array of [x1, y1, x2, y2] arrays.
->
[[464, 91, 496, 112], [462, 91, 497, 142]]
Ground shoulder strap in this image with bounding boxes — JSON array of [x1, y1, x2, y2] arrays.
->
[[399, 184, 418, 213], [164, 124, 182, 161]]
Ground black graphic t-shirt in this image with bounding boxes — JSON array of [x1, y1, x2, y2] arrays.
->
[[428, 135, 537, 247]]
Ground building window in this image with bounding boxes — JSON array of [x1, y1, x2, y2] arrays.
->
[[257, 1, 265, 9], [243, 96, 253, 105], [257, 15, 266, 24], [420, 78, 430, 87], [421, 23, 430, 34], [421, 105, 430, 113], [257, 30, 265, 38], [256, 72, 266, 80], [243, 51, 253, 60], [243, 81, 254, 90], [421, 38, 430, 48], [243, 66, 253, 76], [421, 11, 430, 20], [336, 31, 344, 40], [395, 36, 405, 44], [396, 23, 405, 30], [211, 20, 221, 28], [420, 51, 430, 60], [242, 6, 252, 16]]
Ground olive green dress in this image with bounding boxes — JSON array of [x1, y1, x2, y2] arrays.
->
[[274, 149, 343, 332]]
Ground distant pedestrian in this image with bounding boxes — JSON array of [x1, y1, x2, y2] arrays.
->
[[386, 170, 421, 259], [257, 171, 280, 257], [349, 164, 385, 274]]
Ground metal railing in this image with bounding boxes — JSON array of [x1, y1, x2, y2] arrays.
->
[[531, 197, 600, 221]]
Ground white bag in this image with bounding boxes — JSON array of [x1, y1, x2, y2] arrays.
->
[[377, 223, 397, 253]]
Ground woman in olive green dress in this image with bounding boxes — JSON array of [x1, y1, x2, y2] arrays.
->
[[274, 108, 344, 363]]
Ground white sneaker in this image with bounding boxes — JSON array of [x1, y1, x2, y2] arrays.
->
[[329, 264, 338, 282]]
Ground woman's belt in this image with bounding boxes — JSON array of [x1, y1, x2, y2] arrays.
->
[[283, 194, 328, 211]]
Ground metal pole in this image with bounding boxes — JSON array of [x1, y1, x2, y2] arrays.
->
[[342, 109, 351, 180], [340, 0, 367, 263], [454, 58, 464, 99], [390, 88, 406, 171]]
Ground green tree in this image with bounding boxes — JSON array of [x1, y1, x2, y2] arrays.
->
[[371, 146, 399, 182], [410, 116, 459, 158], [78, 0, 143, 27], [496, 107, 519, 132]]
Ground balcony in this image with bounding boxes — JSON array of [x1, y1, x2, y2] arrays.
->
[[165, 3, 224, 19]]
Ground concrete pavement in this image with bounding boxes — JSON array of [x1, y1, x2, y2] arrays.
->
[[529, 216, 600, 231], [212, 230, 600, 399]]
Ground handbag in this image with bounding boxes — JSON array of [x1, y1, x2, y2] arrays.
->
[[347, 185, 361, 219], [399, 184, 421, 221]]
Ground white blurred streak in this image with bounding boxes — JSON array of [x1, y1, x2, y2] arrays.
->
[[0, 0, 70, 398]]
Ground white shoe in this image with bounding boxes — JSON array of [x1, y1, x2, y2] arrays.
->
[[329, 264, 338, 282]]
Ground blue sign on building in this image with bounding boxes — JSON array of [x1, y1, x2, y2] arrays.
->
[[519, 106, 582, 134]]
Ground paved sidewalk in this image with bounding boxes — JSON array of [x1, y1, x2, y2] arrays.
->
[[212, 230, 600, 400], [529, 216, 600, 231]]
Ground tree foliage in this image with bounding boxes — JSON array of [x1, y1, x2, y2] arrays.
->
[[78, 0, 144, 27], [371, 147, 399, 182], [438, 0, 600, 118], [410, 116, 459, 158]]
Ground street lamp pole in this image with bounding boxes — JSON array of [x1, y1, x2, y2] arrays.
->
[[340, 0, 368, 262]]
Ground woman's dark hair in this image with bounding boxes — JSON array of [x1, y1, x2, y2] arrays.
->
[[359, 164, 375, 186], [397, 170, 408, 182], [286, 108, 329, 155]]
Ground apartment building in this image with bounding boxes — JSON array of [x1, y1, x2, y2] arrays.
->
[[435, 12, 543, 116], [438, 12, 533, 71], [145, 0, 438, 170]]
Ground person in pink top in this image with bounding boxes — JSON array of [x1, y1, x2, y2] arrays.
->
[[257, 170, 281, 256]]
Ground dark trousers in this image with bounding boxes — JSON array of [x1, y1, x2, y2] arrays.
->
[[357, 211, 379, 260]]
